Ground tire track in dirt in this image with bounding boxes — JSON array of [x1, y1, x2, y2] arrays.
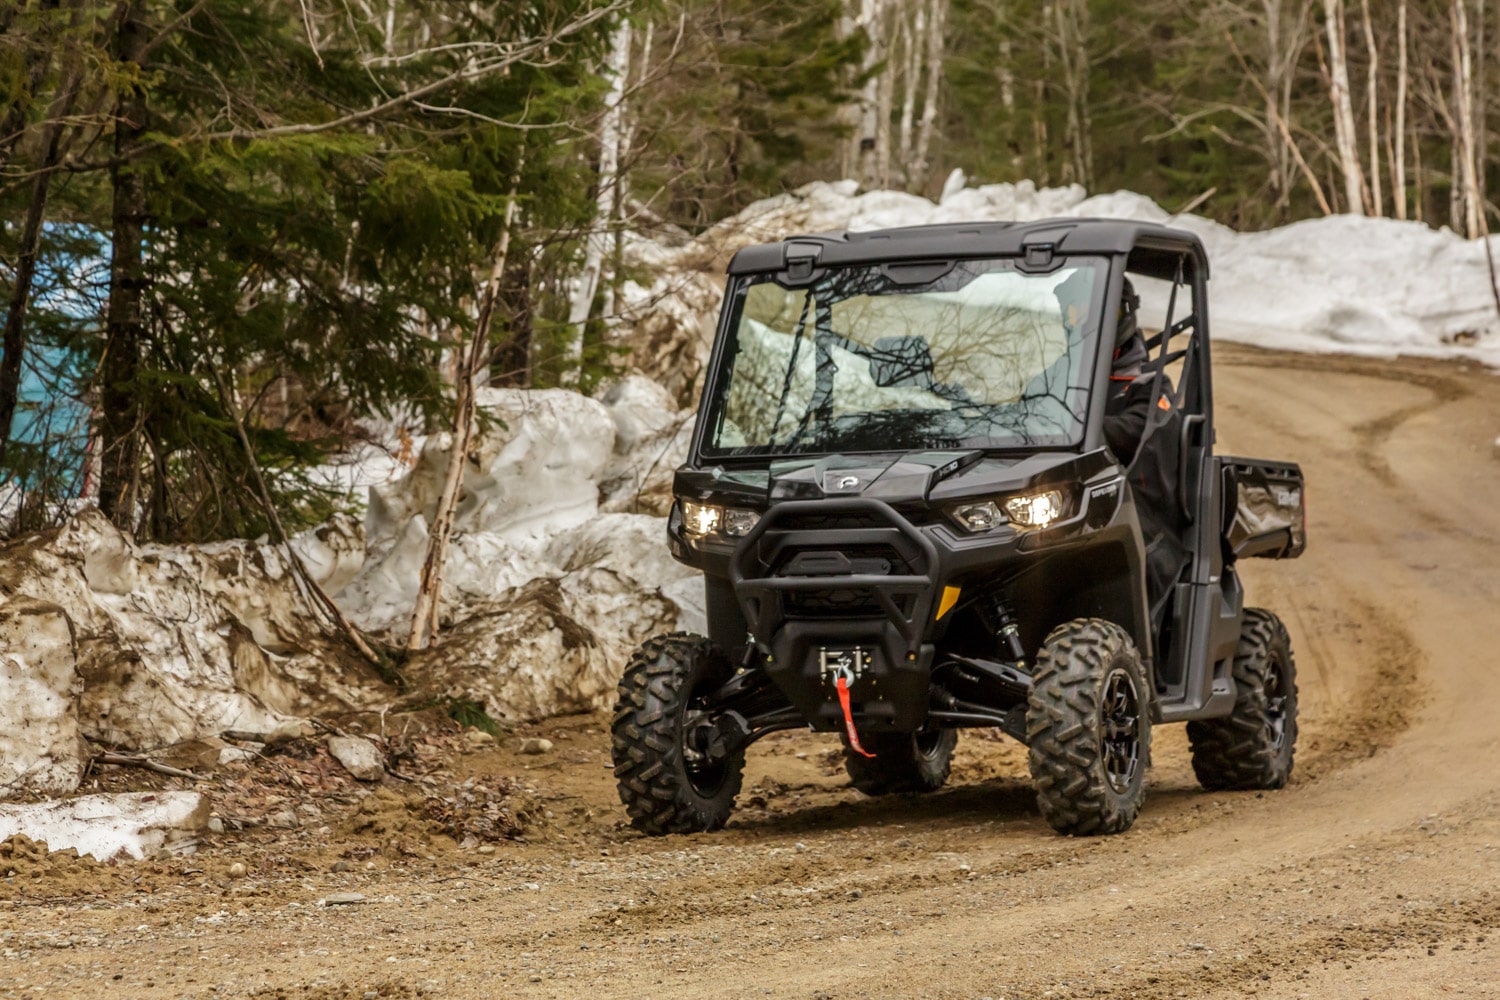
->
[[5, 349, 1500, 1000]]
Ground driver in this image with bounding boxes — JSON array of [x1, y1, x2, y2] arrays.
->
[[1054, 273, 1153, 464]]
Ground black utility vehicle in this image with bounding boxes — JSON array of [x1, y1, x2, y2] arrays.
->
[[612, 219, 1307, 836]]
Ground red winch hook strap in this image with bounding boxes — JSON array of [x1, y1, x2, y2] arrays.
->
[[836, 674, 875, 758]]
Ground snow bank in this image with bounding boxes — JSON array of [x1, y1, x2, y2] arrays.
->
[[0, 511, 386, 760], [0, 374, 701, 804], [617, 177, 1500, 394], [0, 791, 209, 861], [333, 384, 699, 722]]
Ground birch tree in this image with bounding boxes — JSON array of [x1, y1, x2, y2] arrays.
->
[[1357, 0, 1382, 217], [851, 0, 889, 188], [1393, 0, 1408, 220], [1450, 0, 1480, 237], [408, 173, 522, 653], [563, 16, 632, 385], [911, 0, 949, 192], [1321, 0, 1367, 214]]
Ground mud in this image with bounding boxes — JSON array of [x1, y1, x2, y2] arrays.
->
[[3, 347, 1500, 999]]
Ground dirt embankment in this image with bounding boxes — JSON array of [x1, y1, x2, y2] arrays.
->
[[3, 346, 1500, 1000]]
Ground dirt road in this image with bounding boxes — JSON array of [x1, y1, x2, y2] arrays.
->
[[4, 346, 1500, 1000]]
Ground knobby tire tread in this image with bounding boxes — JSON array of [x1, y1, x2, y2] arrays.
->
[[1027, 618, 1151, 836], [1187, 608, 1299, 791], [611, 632, 744, 835]]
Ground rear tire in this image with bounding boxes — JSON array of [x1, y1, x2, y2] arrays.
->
[[1027, 618, 1151, 836], [844, 728, 957, 795], [612, 633, 745, 835], [1188, 608, 1298, 791]]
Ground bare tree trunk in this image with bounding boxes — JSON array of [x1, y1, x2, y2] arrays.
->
[[1260, 0, 1290, 212], [1322, 0, 1367, 214], [1394, 0, 1409, 220], [1053, 0, 1090, 188], [563, 18, 631, 385], [98, 1, 150, 529], [854, 0, 887, 189], [1413, 97, 1424, 222], [0, 17, 83, 468], [911, 0, 948, 192], [837, 3, 860, 179], [998, 32, 1019, 173], [1358, 0, 1382, 216], [1453, 0, 1481, 237], [875, 2, 897, 190], [407, 171, 523, 653], [898, 0, 923, 179], [1475, 0, 1487, 219]]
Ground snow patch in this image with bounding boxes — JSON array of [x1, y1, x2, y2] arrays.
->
[[0, 598, 88, 797], [0, 791, 210, 861]]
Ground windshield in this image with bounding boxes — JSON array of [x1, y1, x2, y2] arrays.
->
[[701, 257, 1106, 457]]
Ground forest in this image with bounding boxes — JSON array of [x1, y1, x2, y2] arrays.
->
[[1, 0, 1495, 545]]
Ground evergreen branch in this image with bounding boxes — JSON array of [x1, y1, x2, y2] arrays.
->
[[185, 2, 624, 144]]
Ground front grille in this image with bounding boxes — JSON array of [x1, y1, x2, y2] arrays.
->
[[770, 544, 912, 579]]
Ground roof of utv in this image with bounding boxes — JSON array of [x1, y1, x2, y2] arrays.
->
[[725, 217, 1210, 281]]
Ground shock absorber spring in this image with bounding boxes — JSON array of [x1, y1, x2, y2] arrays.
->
[[990, 595, 1027, 668]]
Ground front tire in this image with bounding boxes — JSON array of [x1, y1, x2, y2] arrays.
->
[[1027, 618, 1151, 836], [1187, 608, 1299, 791], [844, 728, 957, 795], [612, 633, 745, 835]]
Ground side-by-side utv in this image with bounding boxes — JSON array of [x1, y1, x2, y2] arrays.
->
[[612, 218, 1307, 836]]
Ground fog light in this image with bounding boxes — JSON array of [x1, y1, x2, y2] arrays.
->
[[682, 501, 722, 536], [951, 500, 1004, 532], [1004, 489, 1064, 529], [723, 508, 761, 537]]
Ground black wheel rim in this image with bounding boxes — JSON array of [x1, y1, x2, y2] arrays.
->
[[682, 675, 730, 796], [1265, 656, 1290, 752], [1100, 668, 1142, 793]]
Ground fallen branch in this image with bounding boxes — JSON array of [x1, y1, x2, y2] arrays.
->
[[93, 752, 198, 780]]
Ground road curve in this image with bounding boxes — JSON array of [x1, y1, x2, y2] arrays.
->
[[2, 346, 1499, 1000]]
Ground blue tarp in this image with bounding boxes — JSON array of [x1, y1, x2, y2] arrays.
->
[[1, 224, 108, 491]]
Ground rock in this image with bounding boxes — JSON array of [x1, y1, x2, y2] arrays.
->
[[331, 860, 351, 873], [0, 597, 88, 797], [0, 791, 210, 861], [217, 746, 258, 765], [519, 737, 553, 755], [266, 719, 315, 745], [477, 845, 496, 855], [228, 862, 247, 878], [327, 735, 384, 781], [269, 809, 300, 829], [207, 817, 225, 834], [464, 729, 495, 745], [322, 892, 366, 906]]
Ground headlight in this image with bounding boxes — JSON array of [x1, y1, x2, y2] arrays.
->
[[682, 501, 722, 536], [950, 489, 1066, 533], [680, 501, 760, 538], [1004, 489, 1064, 528], [723, 507, 761, 537], [951, 501, 1004, 532]]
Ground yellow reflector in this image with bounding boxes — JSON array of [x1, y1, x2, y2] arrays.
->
[[936, 586, 961, 620]]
